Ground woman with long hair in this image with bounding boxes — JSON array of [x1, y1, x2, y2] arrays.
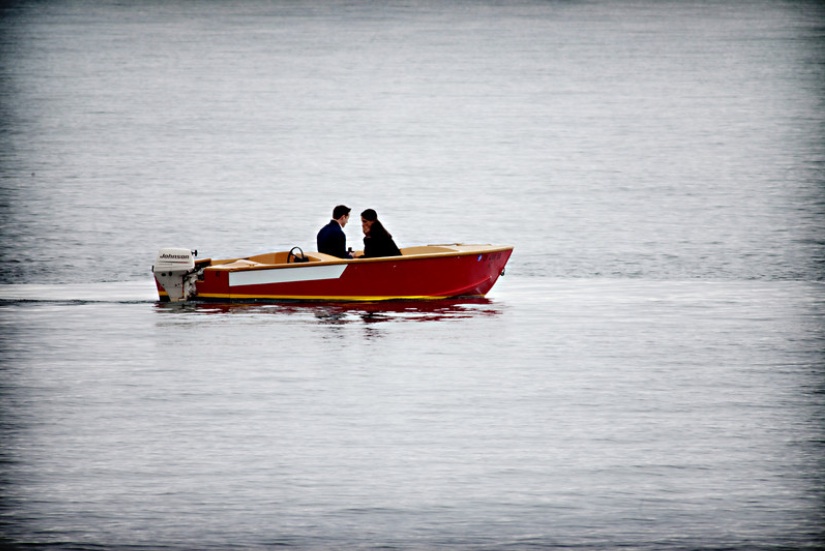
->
[[360, 209, 402, 258]]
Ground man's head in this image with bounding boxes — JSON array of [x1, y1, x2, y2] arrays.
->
[[332, 205, 351, 226]]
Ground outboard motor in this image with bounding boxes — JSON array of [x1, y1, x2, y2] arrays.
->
[[153, 248, 198, 302]]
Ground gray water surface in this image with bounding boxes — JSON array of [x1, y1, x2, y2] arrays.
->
[[1, 1, 824, 549]]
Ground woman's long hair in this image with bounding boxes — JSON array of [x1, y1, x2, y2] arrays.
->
[[369, 219, 392, 239]]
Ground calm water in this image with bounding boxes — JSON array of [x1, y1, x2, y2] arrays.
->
[[1, 1, 825, 549]]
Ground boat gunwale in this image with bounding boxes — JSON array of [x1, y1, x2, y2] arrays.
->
[[205, 244, 514, 272]]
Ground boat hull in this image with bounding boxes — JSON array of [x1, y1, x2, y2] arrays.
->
[[154, 244, 512, 303]]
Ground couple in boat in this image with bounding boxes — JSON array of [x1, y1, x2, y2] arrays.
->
[[317, 205, 401, 260]]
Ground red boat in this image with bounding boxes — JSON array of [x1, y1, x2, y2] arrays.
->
[[153, 244, 513, 303]]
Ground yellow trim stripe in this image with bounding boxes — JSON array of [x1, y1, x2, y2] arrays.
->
[[200, 293, 484, 301], [161, 291, 486, 301]]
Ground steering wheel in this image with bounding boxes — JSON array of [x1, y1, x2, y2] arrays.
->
[[287, 246, 307, 264]]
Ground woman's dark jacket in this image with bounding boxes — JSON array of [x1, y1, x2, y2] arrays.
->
[[363, 225, 401, 258]]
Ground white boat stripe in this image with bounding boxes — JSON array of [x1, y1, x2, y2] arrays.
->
[[229, 264, 347, 287]]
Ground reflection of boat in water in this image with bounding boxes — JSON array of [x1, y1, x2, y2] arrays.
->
[[154, 297, 502, 324], [153, 244, 513, 303]]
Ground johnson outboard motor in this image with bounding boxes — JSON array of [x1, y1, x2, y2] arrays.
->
[[153, 248, 198, 302]]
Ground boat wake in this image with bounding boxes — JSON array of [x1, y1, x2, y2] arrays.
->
[[0, 281, 159, 304]]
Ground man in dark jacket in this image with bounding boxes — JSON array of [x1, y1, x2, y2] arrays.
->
[[317, 205, 353, 258]]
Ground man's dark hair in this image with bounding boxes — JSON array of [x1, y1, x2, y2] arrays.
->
[[332, 205, 351, 219]]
